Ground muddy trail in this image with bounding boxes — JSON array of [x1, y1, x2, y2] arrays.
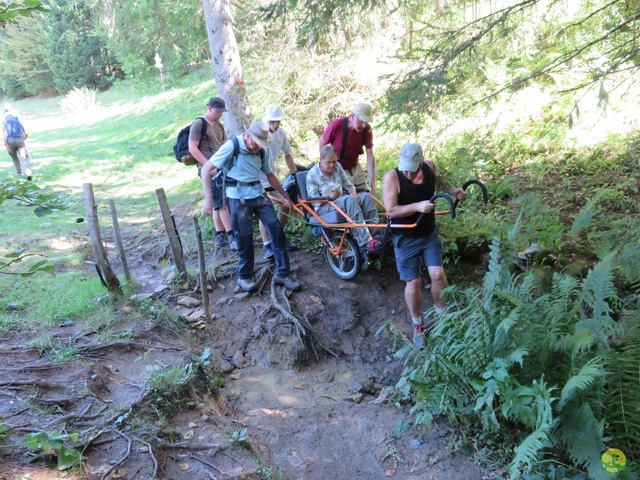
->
[[0, 202, 484, 480]]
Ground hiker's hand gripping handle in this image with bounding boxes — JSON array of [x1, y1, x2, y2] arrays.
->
[[415, 192, 456, 225], [453, 179, 488, 209]]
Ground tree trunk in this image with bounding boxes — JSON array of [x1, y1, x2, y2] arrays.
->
[[202, 0, 251, 136]]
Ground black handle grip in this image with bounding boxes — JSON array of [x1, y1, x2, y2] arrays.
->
[[453, 179, 488, 208], [415, 192, 456, 225]]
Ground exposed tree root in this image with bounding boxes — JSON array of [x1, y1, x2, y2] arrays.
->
[[100, 430, 132, 480], [269, 282, 338, 360]]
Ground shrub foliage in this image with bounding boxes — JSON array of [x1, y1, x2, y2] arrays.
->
[[393, 219, 639, 479]]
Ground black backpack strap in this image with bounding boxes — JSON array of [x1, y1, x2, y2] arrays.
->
[[339, 116, 348, 161]]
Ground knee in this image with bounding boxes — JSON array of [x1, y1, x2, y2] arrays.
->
[[429, 267, 446, 284], [406, 278, 421, 294]]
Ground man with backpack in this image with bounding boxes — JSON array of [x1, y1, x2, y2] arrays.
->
[[201, 121, 301, 293], [188, 97, 237, 250], [319, 102, 376, 195], [3, 109, 32, 180]]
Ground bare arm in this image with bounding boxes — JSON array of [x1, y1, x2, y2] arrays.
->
[[284, 153, 296, 174], [188, 138, 210, 166], [365, 148, 376, 196], [383, 169, 434, 218], [266, 172, 293, 209], [201, 161, 215, 215]]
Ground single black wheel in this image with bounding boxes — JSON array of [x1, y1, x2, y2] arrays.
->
[[323, 232, 361, 280]]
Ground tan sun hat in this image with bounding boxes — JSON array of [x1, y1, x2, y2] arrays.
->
[[398, 143, 424, 172], [263, 105, 285, 122], [352, 102, 373, 123], [247, 121, 273, 149]]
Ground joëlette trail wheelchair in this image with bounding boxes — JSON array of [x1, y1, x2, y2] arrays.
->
[[272, 171, 487, 281]]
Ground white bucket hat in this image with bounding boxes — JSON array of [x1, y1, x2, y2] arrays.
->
[[247, 121, 273, 149], [263, 105, 285, 122]]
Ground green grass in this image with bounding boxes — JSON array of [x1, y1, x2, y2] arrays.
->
[[0, 71, 228, 334]]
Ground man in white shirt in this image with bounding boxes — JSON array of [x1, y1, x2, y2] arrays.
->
[[258, 105, 299, 259]]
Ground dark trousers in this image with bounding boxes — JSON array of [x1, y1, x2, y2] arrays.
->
[[228, 194, 290, 279]]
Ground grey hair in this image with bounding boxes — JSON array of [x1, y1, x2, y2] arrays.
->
[[320, 144, 337, 160]]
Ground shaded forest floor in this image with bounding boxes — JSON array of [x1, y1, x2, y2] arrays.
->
[[0, 200, 486, 480]]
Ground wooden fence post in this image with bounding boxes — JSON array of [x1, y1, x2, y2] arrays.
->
[[193, 216, 212, 323], [108, 199, 131, 283], [83, 184, 122, 294], [155, 188, 187, 279]]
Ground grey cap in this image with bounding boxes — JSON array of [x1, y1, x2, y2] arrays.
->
[[398, 143, 424, 172]]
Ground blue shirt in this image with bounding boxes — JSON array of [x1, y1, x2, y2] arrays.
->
[[210, 135, 272, 200]]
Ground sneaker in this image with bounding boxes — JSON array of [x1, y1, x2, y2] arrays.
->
[[273, 274, 301, 291], [413, 322, 427, 347], [228, 233, 238, 250], [237, 277, 257, 292], [362, 239, 383, 254], [263, 242, 275, 260], [214, 233, 229, 248], [286, 240, 299, 251]]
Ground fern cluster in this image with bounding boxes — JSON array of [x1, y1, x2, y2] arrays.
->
[[393, 221, 639, 479]]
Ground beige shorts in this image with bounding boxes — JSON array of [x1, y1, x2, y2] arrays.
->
[[343, 163, 368, 192]]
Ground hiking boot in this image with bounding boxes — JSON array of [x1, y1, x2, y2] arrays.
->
[[286, 240, 299, 251], [413, 322, 427, 348], [214, 232, 229, 248], [237, 277, 257, 292], [263, 242, 275, 260], [273, 274, 301, 291], [228, 233, 238, 250]]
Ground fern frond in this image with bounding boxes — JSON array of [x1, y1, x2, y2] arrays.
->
[[569, 195, 601, 237], [605, 313, 640, 463], [557, 356, 605, 411], [552, 402, 607, 480], [509, 424, 554, 479], [579, 254, 617, 320]]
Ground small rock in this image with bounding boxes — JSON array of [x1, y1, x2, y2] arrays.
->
[[385, 469, 396, 477], [197, 436, 204, 442], [220, 360, 235, 373], [232, 350, 246, 368], [130, 293, 153, 302], [317, 372, 335, 383], [229, 372, 244, 380], [345, 393, 364, 403], [177, 296, 200, 308], [341, 338, 355, 356], [153, 284, 169, 294], [183, 429, 194, 440], [187, 309, 205, 321], [201, 415, 209, 421], [179, 462, 190, 471], [188, 422, 199, 428], [409, 438, 422, 450], [287, 454, 304, 468], [177, 308, 195, 319]]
